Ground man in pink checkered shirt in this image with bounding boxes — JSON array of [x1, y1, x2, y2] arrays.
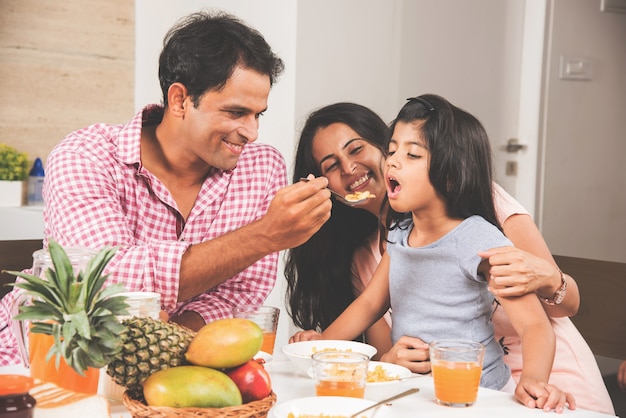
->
[[0, 11, 332, 366]]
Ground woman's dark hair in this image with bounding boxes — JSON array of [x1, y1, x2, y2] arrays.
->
[[386, 94, 501, 232], [284, 103, 389, 332], [158, 11, 284, 107]]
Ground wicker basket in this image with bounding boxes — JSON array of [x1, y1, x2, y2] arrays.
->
[[123, 390, 277, 418]]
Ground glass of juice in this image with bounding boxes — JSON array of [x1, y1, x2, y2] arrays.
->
[[429, 339, 485, 407], [312, 351, 369, 398], [232, 305, 280, 354]]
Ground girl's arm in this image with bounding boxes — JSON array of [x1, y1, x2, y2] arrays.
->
[[364, 318, 393, 361], [487, 261, 574, 412], [322, 253, 392, 341], [481, 213, 580, 317]]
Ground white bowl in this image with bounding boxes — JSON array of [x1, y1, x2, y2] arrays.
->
[[364, 361, 414, 401], [282, 340, 377, 375], [271, 396, 393, 418]]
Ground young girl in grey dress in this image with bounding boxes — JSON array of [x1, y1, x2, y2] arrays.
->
[[291, 94, 573, 412]]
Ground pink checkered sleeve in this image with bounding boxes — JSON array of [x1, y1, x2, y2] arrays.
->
[[0, 292, 22, 366], [42, 129, 188, 311]]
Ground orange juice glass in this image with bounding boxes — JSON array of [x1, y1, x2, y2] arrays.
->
[[312, 351, 369, 398], [429, 340, 485, 407], [29, 331, 99, 394], [315, 379, 365, 398], [260, 331, 277, 354], [232, 305, 280, 354]]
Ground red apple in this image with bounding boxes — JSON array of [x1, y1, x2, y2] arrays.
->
[[225, 358, 272, 403]]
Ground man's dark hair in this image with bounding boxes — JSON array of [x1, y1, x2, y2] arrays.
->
[[158, 10, 284, 107]]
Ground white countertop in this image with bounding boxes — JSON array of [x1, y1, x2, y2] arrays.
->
[[0, 206, 44, 240]]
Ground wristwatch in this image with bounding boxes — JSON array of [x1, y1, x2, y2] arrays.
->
[[540, 269, 567, 305]]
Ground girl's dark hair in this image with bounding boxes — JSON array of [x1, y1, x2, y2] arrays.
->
[[386, 94, 501, 232], [158, 11, 284, 107], [284, 103, 389, 331]]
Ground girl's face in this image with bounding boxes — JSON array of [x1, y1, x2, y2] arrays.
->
[[311, 122, 386, 215], [385, 121, 442, 215]]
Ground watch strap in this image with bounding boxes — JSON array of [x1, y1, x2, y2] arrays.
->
[[540, 268, 567, 305]]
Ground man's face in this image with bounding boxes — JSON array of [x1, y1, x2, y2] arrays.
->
[[181, 66, 271, 171]]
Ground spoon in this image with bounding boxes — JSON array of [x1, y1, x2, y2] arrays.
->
[[298, 178, 373, 206], [348, 388, 420, 418]]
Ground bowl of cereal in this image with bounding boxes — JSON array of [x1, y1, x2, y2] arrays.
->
[[282, 340, 377, 376], [270, 396, 393, 418], [364, 361, 415, 401]]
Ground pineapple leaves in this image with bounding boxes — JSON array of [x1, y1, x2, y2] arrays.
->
[[7, 273, 66, 311], [13, 301, 62, 322], [47, 241, 75, 309], [63, 311, 90, 341], [9, 240, 132, 376]]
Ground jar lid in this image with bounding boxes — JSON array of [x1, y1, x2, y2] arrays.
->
[[0, 375, 34, 395]]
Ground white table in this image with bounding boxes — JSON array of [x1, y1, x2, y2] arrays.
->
[[1, 360, 617, 418], [264, 359, 616, 418]]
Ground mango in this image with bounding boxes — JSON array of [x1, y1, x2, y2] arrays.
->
[[185, 318, 263, 368], [143, 365, 242, 408]]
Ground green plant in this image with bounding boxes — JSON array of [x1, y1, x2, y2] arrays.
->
[[0, 143, 29, 181]]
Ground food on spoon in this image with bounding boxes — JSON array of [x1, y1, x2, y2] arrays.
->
[[106, 316, 195, 390], [143, 365, 242, 408], [185, 317, 263, 368], [344, 190, 376, 202]]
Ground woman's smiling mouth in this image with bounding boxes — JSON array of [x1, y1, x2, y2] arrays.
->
[[349, 172, 371, 191]]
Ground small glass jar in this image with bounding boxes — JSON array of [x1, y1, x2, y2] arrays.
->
[[0, 375, 36, 418]]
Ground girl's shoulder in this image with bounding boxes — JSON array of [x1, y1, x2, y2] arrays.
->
[[454, 215, 511, 247]]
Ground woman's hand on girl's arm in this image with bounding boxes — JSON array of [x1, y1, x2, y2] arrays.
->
[[479, 246, 579, 317], [491, 213, 580, 317], [380, 336, 431, 374], [289, 330, 323, 343]]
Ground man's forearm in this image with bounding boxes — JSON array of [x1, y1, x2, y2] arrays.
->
[[177, 217, 277, 302]]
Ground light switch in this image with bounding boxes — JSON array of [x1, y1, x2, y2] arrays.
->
[[506, 161, 517, 176], [559, 55, 592, 81]]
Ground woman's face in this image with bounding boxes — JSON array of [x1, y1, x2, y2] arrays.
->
[[311, 122, 386, 215]]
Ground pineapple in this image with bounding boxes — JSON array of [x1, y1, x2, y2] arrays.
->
[[8, 240, 129, 375], [106, 316, 195, 390]]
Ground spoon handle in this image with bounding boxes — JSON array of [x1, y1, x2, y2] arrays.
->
[[348, 388, 420, 418]]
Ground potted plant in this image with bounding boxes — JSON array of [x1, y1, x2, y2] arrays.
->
[[0, 143, 29, 206]]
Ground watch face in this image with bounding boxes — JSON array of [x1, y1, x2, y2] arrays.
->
[[554, 290, 565, 304]]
